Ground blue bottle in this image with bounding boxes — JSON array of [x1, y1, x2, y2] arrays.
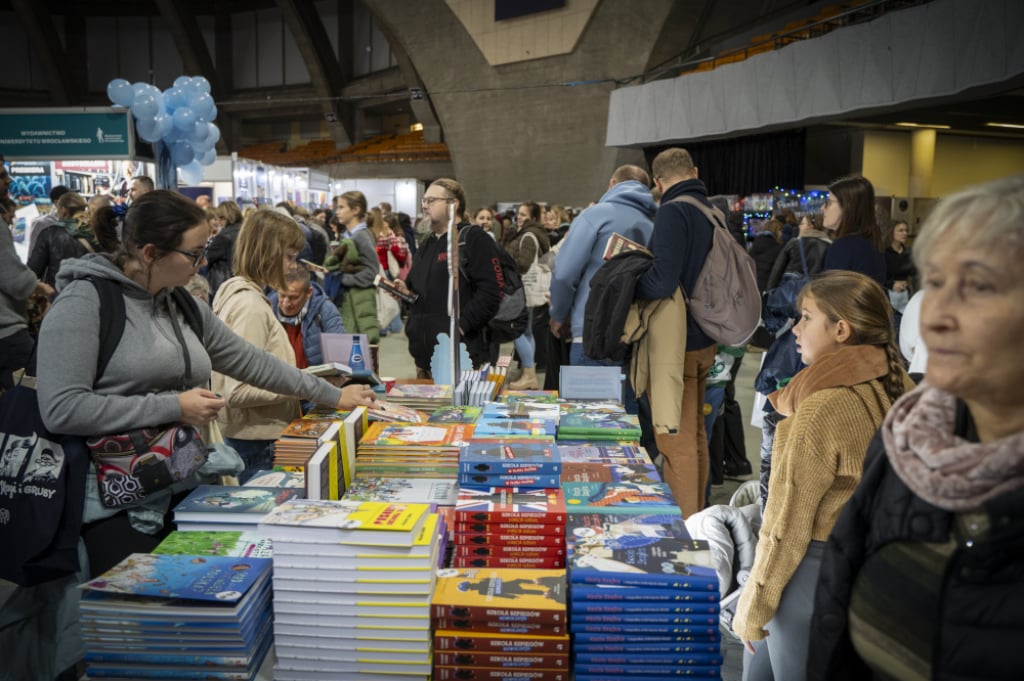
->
[[348, 337, 366, 372]]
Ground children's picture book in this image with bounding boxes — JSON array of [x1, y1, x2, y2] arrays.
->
[[432, 565, 569, 622], [342, 474, 459, 506], [499, 390, 559, 403], [557, 411, 641, 440], [569, 537, 718, 592], [242, 469, 305, 489], [173, 486, 305, 525], [557, 444, 653, 465], [81, 553, 271, 602], [460, 441, 561, 475], [602, 232, 652, 260], [428, 405, 483, 424], [566, 513, 691, 553], [561, 481, 680, 516], [152, 531, 273, 558], [366, 399, 429, 424], [472, 415, 557, 438], [359, 422, 474, 449], [561, 462, 661, 485], [258, 499, 430, 546], [454, 487, 567, 523], [482, 399, 561, 420]]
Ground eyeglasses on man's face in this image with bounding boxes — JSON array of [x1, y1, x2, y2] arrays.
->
[[422, 196, 451, 207]]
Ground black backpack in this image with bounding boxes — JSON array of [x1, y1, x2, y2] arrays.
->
[[457, 226, 528, 343]]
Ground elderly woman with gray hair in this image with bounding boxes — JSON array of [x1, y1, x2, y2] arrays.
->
[[808, 173, 1024, 681]]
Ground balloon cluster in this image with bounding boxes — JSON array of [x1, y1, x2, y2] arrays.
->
[[106, 76, 220, 186]]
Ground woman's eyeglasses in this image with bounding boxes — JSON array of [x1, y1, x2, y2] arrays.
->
[[169, 246, 208, 267]]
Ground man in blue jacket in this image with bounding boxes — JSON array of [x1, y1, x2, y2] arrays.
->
[[635, 148, 717, 518], [268, 266, 345, 368], [548, 164, 656, 411]]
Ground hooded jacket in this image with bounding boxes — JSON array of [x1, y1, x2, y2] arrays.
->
[[549, 180, 656, 339], [0, 216, 38, 339], [267, 281, 346, 366], [765, 230, 831, 291], [508, 220, 550, 275], [36, 256, 341, 440], [27, 220, 91, 286]]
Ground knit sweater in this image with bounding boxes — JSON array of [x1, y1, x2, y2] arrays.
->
[[732, 346, 910, 641]]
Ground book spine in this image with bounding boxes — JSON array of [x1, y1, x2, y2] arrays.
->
[[572, 652, 723, 666], [459, 461, 561, 476], [569, 572, 719, 591], [450, 556, 565, 569], [570, 613, 718, 626], [432, 619, 565, 635], [432, 666, 568, 681], [453, 521, 565, 536], [568, 623, 719, 637], [453, 545, 565, 559], [459, 473, 561, 488], [430, 603, 565, 625], [574, 664, 720, 678], [456, 511, 567, 524], [433, 651, 568, 668], [572, 632, 720, 645], [573, 641, 720, 655], [454, 533, 564, 548], [570, 601, 719, 615], [433, 632, 569, 655], [569, 586, 719, 603]]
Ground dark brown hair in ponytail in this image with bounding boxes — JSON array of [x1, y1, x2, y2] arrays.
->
[[798, 270, 908, 404]]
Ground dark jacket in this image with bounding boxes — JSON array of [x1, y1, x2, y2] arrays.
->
[[267, 281, 346, 366], [748, 233, 782, 293], [205, 220, 242, 298], [884, 246, 915, 289], [635, 178, 714, 351], [823, 234, 886, 286], [27, 222, 90, 287], [765, 233, 831, 291], [509, 221, 550, 275], [808, 420, 1024, 681], [404, 222, 502, 370], [583, 250, 653, 363]]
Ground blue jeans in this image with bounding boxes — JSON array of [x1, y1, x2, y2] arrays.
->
[[512, 309, 536, 368], [224, 437, 275, 485]]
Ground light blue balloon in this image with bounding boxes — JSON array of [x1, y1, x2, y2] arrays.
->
[[193, 76, 212, 95], [106, 79, 134, 107], [179, 160, 204, 186], [208, 103, 218, 121], [173, 75, 191, 89], [191, 92, 214, 120], [207, 123, 221, 145], [199, 148, 217, 167], [131, 92, 160, 120], [132, 82, 148, 96], [154, 112, 174, 139], [163, 86, 184, 112], [189, 120, 211, 143], [190, 134, 213, 153], [136, 118, 161, 143], [173, 107, 196, 132], [170, 139, 195, 167]]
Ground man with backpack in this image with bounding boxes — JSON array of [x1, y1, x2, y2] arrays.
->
[[635, 147, 719, 517]]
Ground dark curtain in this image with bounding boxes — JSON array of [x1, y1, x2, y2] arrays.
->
[[644, 129, 805, 196]]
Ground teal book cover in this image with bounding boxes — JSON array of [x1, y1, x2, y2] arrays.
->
[[81, 553, 271, 603]]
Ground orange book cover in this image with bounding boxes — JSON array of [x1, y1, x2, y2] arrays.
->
[[431, 567, 567, 625]]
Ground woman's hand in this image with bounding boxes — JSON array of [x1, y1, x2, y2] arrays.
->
[[178, 388, 226, 426], [337, 383, 377, 410]]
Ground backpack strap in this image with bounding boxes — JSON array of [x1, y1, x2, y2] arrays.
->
[[796, 237, 809, 277], [669, 195, 728, 230], [170, 287, 204, 341], [84, 276, 127, 379]]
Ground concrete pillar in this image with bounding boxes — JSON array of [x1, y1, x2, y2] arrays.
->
[[909, 129, 936, 198]]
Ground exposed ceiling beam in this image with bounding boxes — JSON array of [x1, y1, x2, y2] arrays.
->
[[275, 0, 353, 147], [152, 0, 236, 150], [10, 0, 73, 105], [368, 13, 441, 143]]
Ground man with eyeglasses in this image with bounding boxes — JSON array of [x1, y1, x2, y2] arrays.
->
[[0, 154, 56, 389]]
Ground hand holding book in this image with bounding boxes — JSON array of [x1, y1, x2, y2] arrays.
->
[[375, 273, 418, 304]]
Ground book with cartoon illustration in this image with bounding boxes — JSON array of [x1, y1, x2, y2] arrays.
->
[[428, 405, 483, 424], [172, 486, 305, 526], [242, 469, 305, 489], [258, 498, 430, 546], [454, 487, 567, 524], [431, 568, 567, 622], [80, 553, 271, 603], [561, 462, 661, 486], [152, 531, 273, 559], [359, 422, 474, 450], [557, 444, 654, 466], [561, 481, 680, 516], [342, 474, 458, 506], [569, 536, 718, 591], [565, 513, 690, 554]]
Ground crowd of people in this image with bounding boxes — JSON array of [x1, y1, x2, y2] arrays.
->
[[1, 150, 1022, 680]]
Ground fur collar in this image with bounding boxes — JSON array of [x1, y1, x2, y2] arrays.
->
[[883, 384, 1024, 511], [769, 344, 889, 417]]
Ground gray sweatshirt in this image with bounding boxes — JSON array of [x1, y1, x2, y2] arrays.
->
[[36, 254, 342, 436], [0, 217, 39, 340]]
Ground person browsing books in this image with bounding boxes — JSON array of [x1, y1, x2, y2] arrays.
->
[[731, 270, 912, 681]]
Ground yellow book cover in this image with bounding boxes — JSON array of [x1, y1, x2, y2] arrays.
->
[[259, 499, 430, 547]]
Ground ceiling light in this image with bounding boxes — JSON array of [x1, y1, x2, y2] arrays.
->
[[410, 122, 424, 132], [894, 122, 951, 129], [985, 122, 1024, 130]]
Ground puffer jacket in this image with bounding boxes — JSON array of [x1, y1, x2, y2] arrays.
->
[[267, 281, 346, 366]]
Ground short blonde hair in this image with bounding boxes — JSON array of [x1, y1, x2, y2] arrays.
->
[[232, 210, 306, 291], [651, 148, 696, 183]]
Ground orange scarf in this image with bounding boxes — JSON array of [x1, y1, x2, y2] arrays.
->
[[769, 344, 889, 417]]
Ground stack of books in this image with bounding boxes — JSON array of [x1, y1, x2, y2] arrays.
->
[[431, 567, 570, 680], [556, 409, 642, 442], [271, 418, 343, 499], [385, 383, 453, 411], [451, 487, 568, 570], [243, 469, 305, 489], [566, 514, 723, 679], [259, 499, 442, 680], [343, 473, 460, 507], [172, 485, 304, 532], [453, 365, 503, 406], [355, 422, 474, 479], [473, 404, 559, 441], [561, 478, 679, 516], [78, 553, 274, 681], [458, 441, 562, 491]]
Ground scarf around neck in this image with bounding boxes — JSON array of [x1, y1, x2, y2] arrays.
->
[[882, 384, 1024, 511], [769, 344, 889, 417]]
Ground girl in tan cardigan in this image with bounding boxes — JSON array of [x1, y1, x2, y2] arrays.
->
[[733, 270, 913, 681]]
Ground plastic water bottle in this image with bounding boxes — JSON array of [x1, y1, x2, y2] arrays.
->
[[348, 337, 366, 372]]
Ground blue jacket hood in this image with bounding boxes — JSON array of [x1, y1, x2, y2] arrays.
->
[[600, 180, 658, 219]]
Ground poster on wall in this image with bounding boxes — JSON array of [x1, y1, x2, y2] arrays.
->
[[8, 161, 53, 206]]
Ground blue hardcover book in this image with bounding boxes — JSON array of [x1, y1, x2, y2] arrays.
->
[[566, 513, 690, 553], [460, 441, 561, 475], [574, 652, 723, 666], [570, 601, 720, 616], [570, 585, 720, 603], [575, 665, 720, 678], [173, 485, 305, 525], [570, 622, 719, 637], [573, 632, 721, 646], [561, 480, 680, 515], [573, 641, 720, 655], [458, 471, 561, 489], [472, 414, 558, 438], [81, 553, 272, 603], [571, 613, 718, 626], [570, 537, 718, 591]]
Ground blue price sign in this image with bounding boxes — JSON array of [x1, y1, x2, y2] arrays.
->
[[0, 108, 134, 160]]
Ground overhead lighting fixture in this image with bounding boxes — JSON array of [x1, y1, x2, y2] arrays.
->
[[894, 122, 951, 129], [986, 122, 1024, 130], [410, 122, 424, 132]]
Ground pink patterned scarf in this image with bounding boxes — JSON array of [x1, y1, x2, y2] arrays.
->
[[883, 383, 1024, 511]]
